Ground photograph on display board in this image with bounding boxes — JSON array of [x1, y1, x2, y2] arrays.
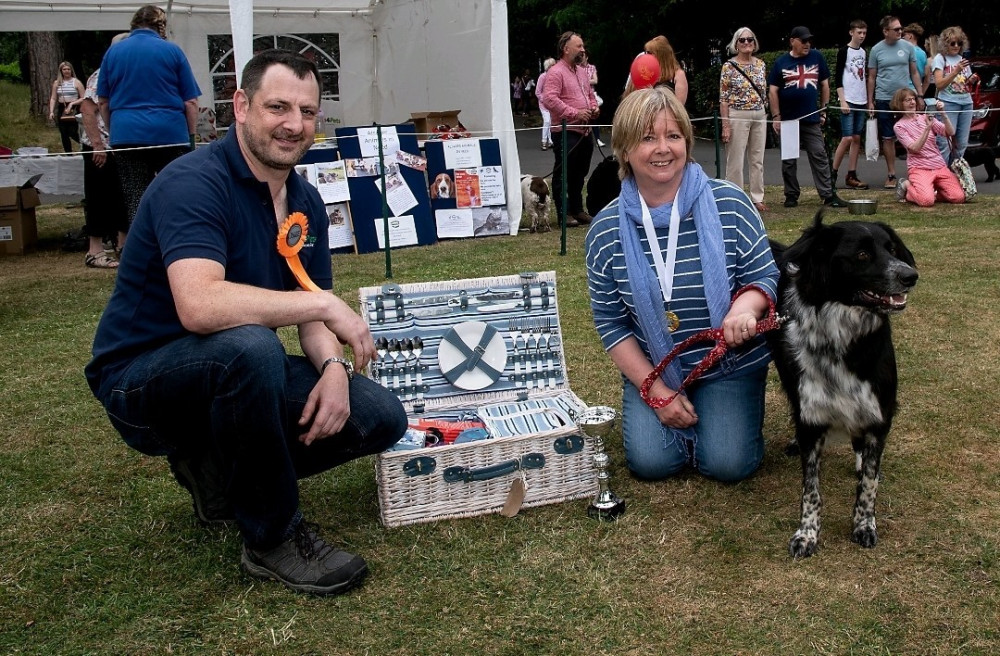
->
[[316, 160, 351, 203], [455, 169, 482, 208], [345, 157, 383, 177], [472, 207, 509, 237], [374, 166, 419, 216], [294, 163, 317, 187], [429, 172, 455, 199], [326, 202, 355, 251], [396, 149, 427, 171]]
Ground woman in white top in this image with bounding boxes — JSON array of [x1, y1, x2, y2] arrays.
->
[[536, 58, 556, 150], [48, 61, 85, 153], [932, 27, 979, 164]]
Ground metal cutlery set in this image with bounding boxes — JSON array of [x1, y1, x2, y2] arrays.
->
[[508, 316, 562, 390], [373, 336, 427, 401]]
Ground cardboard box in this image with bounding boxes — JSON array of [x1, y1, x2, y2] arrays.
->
[[0, 179, 41, 256], [409, 110, 462, 138]]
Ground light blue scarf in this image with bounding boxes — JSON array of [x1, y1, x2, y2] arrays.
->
[[618, 162, 729, 451]]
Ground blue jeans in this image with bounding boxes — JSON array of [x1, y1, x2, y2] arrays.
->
[[96, 325, 407, 550], [938, 97, 973, 164], [620, 366, 767, 482]]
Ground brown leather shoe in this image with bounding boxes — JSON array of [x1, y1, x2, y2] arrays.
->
[[572, 212, 593, 225], [846, 176, 869, 189], [754, 202, 769, 212], [562, 216, 579, 227]]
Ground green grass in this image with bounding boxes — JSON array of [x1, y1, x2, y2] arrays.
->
[[2, 80, 1000, 654]]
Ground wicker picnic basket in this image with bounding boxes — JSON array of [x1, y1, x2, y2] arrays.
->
[[360, 271, 598, 527]]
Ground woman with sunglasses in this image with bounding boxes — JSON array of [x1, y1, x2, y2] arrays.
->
[[719, 28, 768, 212], [931, 27, 979, 164]]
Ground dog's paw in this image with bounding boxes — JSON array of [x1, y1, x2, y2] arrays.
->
[[789, 529, 819, 558], [784, 440, 800, 457], [851, 521, 879, 548], [540, 223, 551, 233]]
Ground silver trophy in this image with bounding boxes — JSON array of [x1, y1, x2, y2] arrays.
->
[[577, 405, 625, 520]]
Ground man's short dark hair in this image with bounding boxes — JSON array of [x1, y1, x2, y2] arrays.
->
[[880, 15, 899, 31], [240, 49, 322, 101]]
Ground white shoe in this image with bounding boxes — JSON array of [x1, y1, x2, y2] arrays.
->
[[896, 179, 910, 203], [597, 139, 606, 147]]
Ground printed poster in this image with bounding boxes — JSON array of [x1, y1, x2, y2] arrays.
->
[[477, 165, 506, 206], [442, 138, 483, 170], [315, 160, 350, 203], [326, 202, 354, 250], [472, 207, 509, 237], [435, 208, 475, 239], [373, 215, 419, 249], [373, 167, 419, 215], [455, 169, 482, 208], [357, 126, 400, 159]]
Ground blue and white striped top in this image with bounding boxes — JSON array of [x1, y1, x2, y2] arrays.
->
[[584, 179, 779, 381]]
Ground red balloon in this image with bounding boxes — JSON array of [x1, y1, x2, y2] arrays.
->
[[630, 53, 660, 89]]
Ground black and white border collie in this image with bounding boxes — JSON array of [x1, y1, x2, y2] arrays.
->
[[767, 213, 918, 558]]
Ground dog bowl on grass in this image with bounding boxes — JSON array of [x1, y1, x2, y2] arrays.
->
[[847, 199, 878, 215]]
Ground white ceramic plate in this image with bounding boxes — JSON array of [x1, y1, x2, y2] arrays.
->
[[437, 320, 508, 390]]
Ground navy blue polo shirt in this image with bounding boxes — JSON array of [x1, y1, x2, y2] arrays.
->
[[86, 129, 331, 397]]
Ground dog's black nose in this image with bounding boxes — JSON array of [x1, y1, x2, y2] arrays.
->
[[899, 266, 918, 287]]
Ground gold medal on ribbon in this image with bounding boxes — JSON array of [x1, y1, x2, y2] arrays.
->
[[665, 310, 680, 333]]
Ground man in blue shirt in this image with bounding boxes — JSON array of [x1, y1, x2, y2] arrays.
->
[[768, 26, 847, 209], [85, 49, 406, 596]]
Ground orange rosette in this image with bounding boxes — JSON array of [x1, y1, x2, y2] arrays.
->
[[276, 212, 324, 293]]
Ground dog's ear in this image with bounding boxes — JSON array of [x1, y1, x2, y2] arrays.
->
[[877, 222, 917, 267]]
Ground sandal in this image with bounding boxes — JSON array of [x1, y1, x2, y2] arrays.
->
[[85, 252, 118, 269]]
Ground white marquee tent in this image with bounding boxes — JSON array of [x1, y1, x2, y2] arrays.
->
[[0, 0, 523, 229]]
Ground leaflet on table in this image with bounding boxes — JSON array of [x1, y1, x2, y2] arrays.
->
[[326, 202, 354, 250], [357, 126, 400, 159], [442, 138, 483, 170], [373, 165, 418, 215], [373, 215, 419, 249]]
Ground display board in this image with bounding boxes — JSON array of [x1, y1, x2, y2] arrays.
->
[[423, 137, 511, 239], [335, 123, 435, 255]]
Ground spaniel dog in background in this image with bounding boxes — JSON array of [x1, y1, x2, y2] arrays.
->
[[766, 213, 918, 559], [520, 175, 551, 233], [429, 173, 455, 199]]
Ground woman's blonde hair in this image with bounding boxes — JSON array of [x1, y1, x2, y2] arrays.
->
[[57, 61, 76, 78], [612, 86, 693, 181], [937, 27, 968, 53]]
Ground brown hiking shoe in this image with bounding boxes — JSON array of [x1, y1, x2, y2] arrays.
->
[[242, 521, 368, 595], [571, 211, 593, 225], [846, 176, 869, 189]]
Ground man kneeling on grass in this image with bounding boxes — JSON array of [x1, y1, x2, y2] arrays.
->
[[84, 49, 406, 596]]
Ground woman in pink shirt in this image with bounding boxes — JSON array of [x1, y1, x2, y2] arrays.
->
[[891, 88, 965, 206]]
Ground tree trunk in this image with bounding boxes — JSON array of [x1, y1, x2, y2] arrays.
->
[[27, 32, 62, 118]]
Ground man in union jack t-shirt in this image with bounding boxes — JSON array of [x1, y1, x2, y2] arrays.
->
[[767, 26, 847, 208]]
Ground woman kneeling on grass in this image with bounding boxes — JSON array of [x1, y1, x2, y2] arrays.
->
[[891, 88, 966, 206], [584, 86, 779, 483]]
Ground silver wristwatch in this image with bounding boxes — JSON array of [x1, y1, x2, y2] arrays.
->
[[321, 356, 354, 380]]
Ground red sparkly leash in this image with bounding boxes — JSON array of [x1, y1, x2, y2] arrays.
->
[[640, 285, 784, 409]]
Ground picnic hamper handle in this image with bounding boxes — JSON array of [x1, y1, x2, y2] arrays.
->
[[443, 453, 545, 483]]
